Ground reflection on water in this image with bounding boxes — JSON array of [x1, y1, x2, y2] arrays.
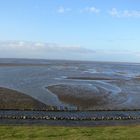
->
[[0, 59, 140, 110]]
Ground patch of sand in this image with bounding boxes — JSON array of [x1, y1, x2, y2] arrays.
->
[[47, 84, 110, 109]]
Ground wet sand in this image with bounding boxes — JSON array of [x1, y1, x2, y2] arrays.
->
[[0, 87, 48, 110], [47, 84, 115, 110], [67, 77, 115, 80], [0, 58, 140, 110]]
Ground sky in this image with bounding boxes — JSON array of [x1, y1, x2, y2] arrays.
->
[[0, 0, 140, 62]]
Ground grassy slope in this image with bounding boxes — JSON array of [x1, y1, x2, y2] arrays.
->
[[0, 87, 48, 109], [0, 125, 140, 140]]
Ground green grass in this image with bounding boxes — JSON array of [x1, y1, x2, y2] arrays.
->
[[0, 125, 140, 140]]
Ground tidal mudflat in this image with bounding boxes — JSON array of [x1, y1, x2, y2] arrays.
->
[[0, 58, 140, 110], [0, 87, 48, 109]]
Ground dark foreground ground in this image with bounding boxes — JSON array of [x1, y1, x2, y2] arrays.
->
[[1, 119, 140, 127]]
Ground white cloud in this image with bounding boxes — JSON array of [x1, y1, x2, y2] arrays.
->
[[81, 7, 100, 14], [57, 6, 71, 14], [0, 41, 95, 54], [109, 8, 140, 18], [96, 49, 133, 55], [1, 41, 140, 62], [0, 41, 95, 60]]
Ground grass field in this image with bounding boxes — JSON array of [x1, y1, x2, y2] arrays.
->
[[0, 125, 140, 140]]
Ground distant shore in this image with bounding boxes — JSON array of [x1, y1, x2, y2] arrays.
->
[[0, 63, 48, 67]]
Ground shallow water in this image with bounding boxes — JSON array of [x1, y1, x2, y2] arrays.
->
[[0, 59, 140, 110]]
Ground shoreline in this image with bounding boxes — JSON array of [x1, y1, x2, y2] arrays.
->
[[0, 63, 48, 67]]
